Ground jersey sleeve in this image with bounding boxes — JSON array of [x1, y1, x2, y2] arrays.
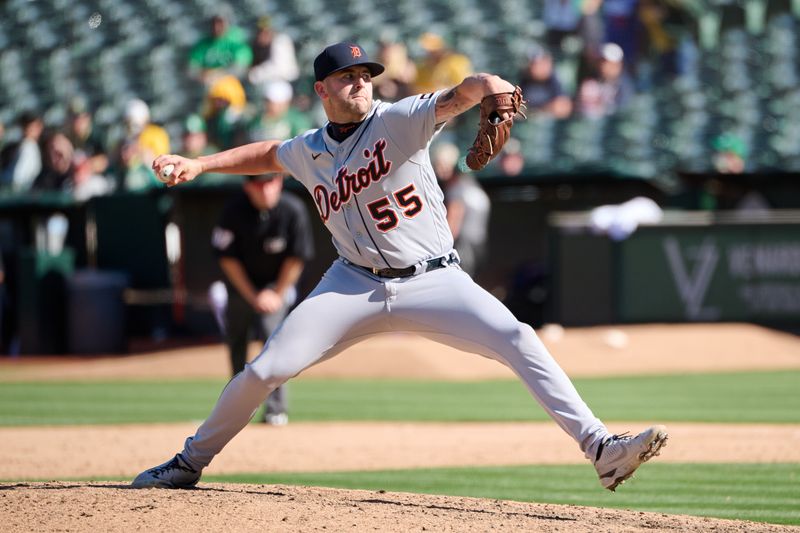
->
[[276, 131, 316, 189], [379, 90, 446, 157]]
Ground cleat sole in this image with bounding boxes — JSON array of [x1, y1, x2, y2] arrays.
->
[[605, 426, 669, 492]]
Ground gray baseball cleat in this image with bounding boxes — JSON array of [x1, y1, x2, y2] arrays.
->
[[593, 425, 668, 491], [131, 453, 202, 489]]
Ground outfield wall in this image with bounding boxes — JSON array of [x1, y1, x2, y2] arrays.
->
[[550, 210, 800, 325], [3, 176, 799, 354]]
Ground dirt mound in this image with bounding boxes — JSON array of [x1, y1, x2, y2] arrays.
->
[[2, 482, 795, 533]]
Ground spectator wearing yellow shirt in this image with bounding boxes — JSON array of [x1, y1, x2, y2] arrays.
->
[[118, 99, 170, 191], [412, 32, 473, 94], [203, 75, 247, 151], [125, 99, 170, 164]]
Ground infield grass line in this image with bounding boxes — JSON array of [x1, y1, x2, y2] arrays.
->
[[0, 370, 799, 425]]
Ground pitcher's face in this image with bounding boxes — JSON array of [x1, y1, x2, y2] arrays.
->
[[316, 66, 374, 123]]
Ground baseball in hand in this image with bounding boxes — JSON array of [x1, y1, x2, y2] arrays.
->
[[158, 164, 175, 183]]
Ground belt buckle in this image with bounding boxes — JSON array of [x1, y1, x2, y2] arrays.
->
[[371, 267, 381, 275]]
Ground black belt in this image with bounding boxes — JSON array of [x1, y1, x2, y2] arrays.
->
[[354, 252, 459, 278]]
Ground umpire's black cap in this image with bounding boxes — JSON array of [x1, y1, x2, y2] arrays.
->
[[245, 172, 283, 182], [313, 42, 385, 82]]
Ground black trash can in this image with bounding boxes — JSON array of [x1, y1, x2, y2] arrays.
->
[[67, 270, 128, 354]]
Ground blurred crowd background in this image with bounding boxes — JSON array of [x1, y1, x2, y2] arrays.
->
[[1, 0, 799, 355], [1, 0, 798, 197]]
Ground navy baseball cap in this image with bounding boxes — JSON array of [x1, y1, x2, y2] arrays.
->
[[313, 42, 385, 82]]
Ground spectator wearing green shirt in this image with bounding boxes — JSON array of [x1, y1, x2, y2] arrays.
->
[[189, 8, 253, 86], [181, 114, 214, 157], [179, 114, 229, 185], [243, 80, 312, 144]]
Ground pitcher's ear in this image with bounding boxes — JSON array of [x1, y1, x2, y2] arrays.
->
[[314, 81, 327, 99]]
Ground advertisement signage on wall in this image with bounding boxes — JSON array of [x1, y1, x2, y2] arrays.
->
[[619, 226, 800, 322]]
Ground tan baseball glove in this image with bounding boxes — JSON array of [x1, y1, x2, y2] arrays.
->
[[465, 86, 526, 171]]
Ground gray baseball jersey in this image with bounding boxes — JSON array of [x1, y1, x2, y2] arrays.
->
[[178, 93, 611, 473], [277, 92, 451, 269]]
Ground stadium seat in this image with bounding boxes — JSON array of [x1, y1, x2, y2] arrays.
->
[[0, 0, 797, 178]]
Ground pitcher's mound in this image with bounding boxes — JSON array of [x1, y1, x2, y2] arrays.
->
[[1, 482, 794, 532]]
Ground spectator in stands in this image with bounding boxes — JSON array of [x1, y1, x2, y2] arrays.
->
[[432, 142, 490, 277], [412, 32, 473, 94], [179, 114, 229, 184], [34, 130, 114, 201], [575, 0, 606, 86], [638, 0, 695, 83], [543, 0, 583, 54], [64, 97, 108, 174], [247, 16, 299, 91], [116, 139, 164, 192], [679, 134, 763, 212], [712, 133, 747, 174], [373, 40, 417, 102], [496, 137, 526, 177], [64, 97, 109, 181], [181, 114, 212, 158], [69, 157, 115, 202], [204, 75, 248, 150], [32, 130, 73, 191], [603, 0, 642, 68], [0, 112, 44, 193], [189, 7, 253, 86], [518, 45, 573, 119], [243, 80, 311, 144], [577, 43, 635, 117], [710, 134, 770, 210], [124, 98, 171, 166], [106, 99, 169, 191]]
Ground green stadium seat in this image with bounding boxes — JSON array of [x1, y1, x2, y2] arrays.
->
[[0, 0, 798, 178]]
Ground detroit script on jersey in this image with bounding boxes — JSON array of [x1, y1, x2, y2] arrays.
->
[[277, 92, 454, 269], [313, 138, 392, 222]]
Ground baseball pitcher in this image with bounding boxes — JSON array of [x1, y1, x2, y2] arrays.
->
[[133, 41, 667, 492]]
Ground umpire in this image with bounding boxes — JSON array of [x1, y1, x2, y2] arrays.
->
[[211, 172, 314, 424]]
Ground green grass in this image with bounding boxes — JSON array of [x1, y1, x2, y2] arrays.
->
[[206, 463, 800, 526], [1, 370, 799, 425], [1, 370, 798, 526]]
